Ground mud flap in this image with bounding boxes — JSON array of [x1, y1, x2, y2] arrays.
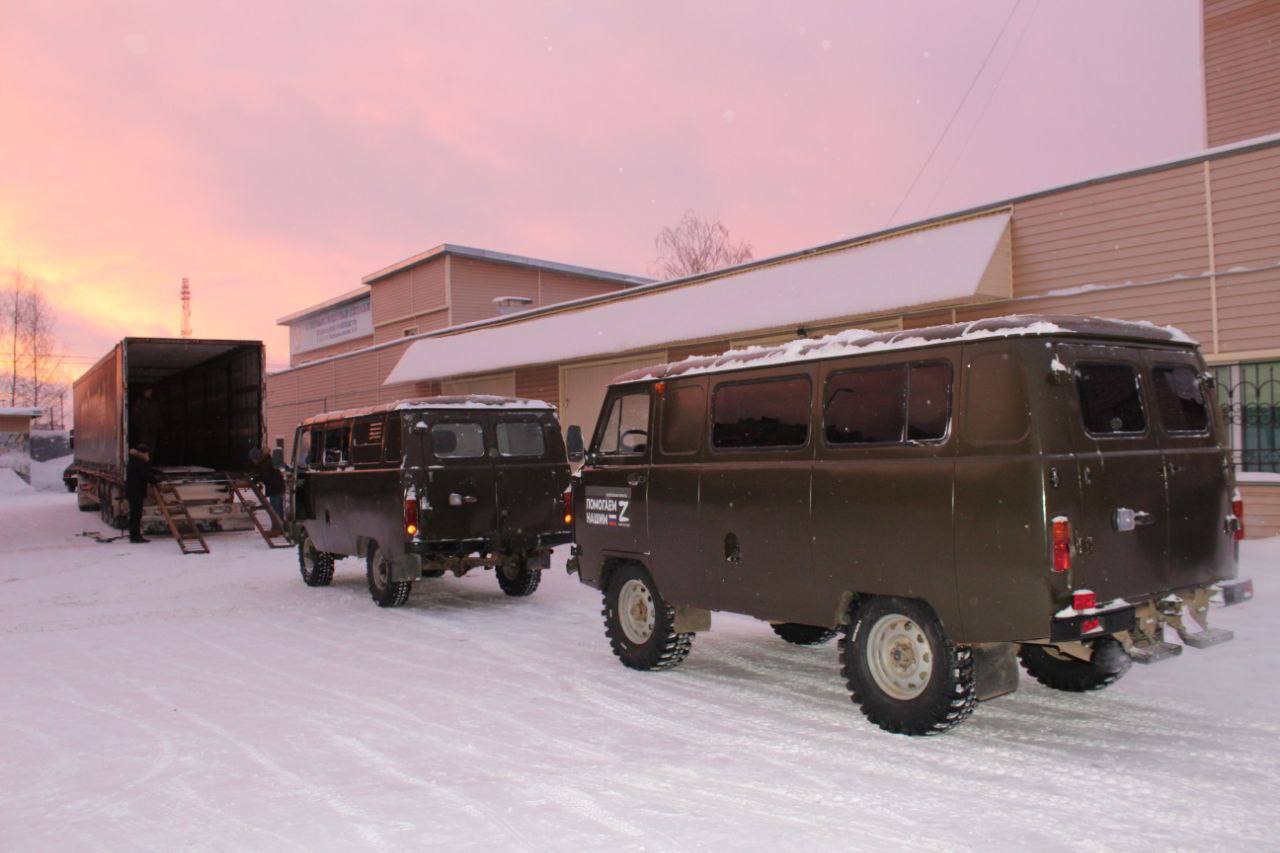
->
[[390, 553, 423, 583], [971, 643, 1019, 701], [673, 606, 711, 633]]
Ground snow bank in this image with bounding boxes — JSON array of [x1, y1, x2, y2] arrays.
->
[[0, 466, 33, 495], [27, 454, 72, 492], [385, 212, 1012, 384]]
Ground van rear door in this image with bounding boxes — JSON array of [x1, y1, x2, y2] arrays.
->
[[420, 415, 497, 543], [1060, 344, 1168, 598], [493, 412, 570, 543], [1148, 355, 1233, 589]]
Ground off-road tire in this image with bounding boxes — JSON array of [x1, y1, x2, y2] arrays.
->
[[297, 534, 335, 587], [366, 543, 411, 608], [771, 622, 838, 646], [603, 563, 693, 671], [840, 596, 976, 736], [496, 558, 541, 597], [1018, 639, 1131, 692], [64, 477, 77, 493]]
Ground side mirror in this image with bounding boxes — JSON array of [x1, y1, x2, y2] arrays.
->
[[566, 424, 585, 461]]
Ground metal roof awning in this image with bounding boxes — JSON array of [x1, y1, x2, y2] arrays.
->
[[384, 211, 1012, 385]]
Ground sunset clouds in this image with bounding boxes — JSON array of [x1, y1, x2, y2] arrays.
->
[[0, 1, 1202, 375]]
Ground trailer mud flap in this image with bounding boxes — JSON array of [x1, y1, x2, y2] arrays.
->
[[971, 643, 1019, 701]]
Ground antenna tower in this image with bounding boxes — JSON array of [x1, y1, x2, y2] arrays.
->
[[180, 278, 192, 337]]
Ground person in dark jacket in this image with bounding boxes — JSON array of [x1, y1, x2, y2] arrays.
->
[[130, 387, 162, 459], [249, 447, 285, 526], [125, 444, 158, 543]]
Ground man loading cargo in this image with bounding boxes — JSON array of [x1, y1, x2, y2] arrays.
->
[[125, 444, 158, 543], [249, 447, 285, 527], [130, 387, 162, 458]]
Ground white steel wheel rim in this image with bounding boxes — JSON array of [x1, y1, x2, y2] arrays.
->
[[302, 539, 317, 573], [373, 553, 389, 590], [866, 613, 934, 701], [618, 579, 656, 645]]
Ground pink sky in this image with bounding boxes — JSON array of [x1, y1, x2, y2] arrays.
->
[[0, 1, 1204, 376]]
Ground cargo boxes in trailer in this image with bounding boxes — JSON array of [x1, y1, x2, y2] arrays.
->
[[71, 337, 267, 535]]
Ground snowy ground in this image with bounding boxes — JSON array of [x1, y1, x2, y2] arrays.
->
[[2, 474, 1277, 851]]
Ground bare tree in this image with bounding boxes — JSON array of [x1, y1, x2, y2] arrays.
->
[[652, 210, 753, 280], [1, 271, 64, 420], [21, 282, 61, 412], [2, 271, 26, 406]]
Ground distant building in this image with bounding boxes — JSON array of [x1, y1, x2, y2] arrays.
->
[[267, 0, 1280, 536], [0, 407, 44, 483]]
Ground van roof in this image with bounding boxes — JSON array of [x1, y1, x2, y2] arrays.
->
[[612, 314, 1196, 385], [301, 395, 555, 426]]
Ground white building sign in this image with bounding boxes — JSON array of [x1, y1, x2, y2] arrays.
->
[[290, 297, 373, 355]]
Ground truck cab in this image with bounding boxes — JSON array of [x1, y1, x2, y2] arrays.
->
[[288, 396, 572, 607]]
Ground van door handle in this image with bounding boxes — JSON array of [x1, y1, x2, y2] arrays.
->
[[1133, 510, 1155, 526], [627, 473, 646, 486]]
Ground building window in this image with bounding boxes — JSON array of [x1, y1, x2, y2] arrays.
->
[[1213, 361, 1280, 477], [403, 327, 419, 338]]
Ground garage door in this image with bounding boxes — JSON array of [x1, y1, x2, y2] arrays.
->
[[441, 371, 516, 398], [560, 352, 665, 440]]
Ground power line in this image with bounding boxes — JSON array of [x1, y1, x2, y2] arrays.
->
[[885, 0, 1023, 226]]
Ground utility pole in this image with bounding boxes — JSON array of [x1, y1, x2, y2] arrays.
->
[[181, 278, 192, 338]]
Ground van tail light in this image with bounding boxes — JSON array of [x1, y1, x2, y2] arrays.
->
[[1072, 589, 1096, 611], [405, 496, 419, 537], [1232, 491, 1245, 541], [1052, 516, 1071, 573], [561, 486, 574, 526]]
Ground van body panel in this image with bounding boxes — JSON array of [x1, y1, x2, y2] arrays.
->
[[494, 413, 573, 545], [421, 414, 499, 543]]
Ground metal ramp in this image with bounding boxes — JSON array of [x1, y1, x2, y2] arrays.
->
[[150, 482, 211, 555], [226, 477, 292, 549]]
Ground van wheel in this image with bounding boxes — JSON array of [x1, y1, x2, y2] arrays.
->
[[496, 558, 541, 597], [771, 622, 838, 646], [840, 597, 976, 736], [1018, 639, 1131, 692], [298, 534, 334, 587], [366, 544, 411, 608], [602, 564, 693, 671]]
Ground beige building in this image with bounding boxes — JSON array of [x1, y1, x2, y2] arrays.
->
[[267, 0, 1280, 536]]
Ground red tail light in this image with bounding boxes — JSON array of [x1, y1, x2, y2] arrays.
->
[[1072, 589, 1096, 611], [1232, 492, 1245, 541], [405, 496, 419, 536], [561, 486, 574, 526], [1052, 517, 1071, 573]]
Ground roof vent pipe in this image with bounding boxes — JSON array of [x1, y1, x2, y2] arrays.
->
[[493, 295, 534, 316]]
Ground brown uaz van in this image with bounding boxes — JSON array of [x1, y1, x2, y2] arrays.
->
[[565, 315, 1253, 735], [289, 396, 572, 607]]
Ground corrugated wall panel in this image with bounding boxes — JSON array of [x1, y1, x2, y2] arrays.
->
[[290, 335, 375, 367], [371, 270, 413, 326], [410, 258, 447, 315], [332, 350, 381, 406], [514, 365, 560, 406], [450, 258, 540, 325], [1239, 483, 1280, 538], [373, 307, 449, 345], [1216, 269, 1280, 352], [1204, 0, 1280, 146], [539, 271, 629, 306], [1210, 146, 1280, 269], [1011, 164, 1210, 297]]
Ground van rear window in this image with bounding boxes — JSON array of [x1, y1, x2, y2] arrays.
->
[[432, 422, 485, 459], [1076, 363, 1146, 435], [497, 420, 546, 457], [712, 376, 810, 449], [1153, 366, 1209, 433]]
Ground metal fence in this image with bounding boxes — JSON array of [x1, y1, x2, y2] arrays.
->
[[1213, 362, 1280, 474]]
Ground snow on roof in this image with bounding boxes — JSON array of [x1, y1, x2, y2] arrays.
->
[[0, 407, 43, 418], [301, 395, 554, 426], [611, 314, 1197, 384], [385, 212, 1012, 385]]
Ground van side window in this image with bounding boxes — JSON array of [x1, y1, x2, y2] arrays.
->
[[496, 419, 546, 458], [294, 429, 311, 469], [908, 363, 953, 441], [351, 416, 385, 465], [383, 414, 402, 463], [597, 393, 650, 456], [306, 427, 323, 468], [713, 376, 810, 449], [323, 425, 351, 467], [825, 366, 905, 444], [660, 383, 705, 455], [1076, 362, 1146, 435], [966, 351, 1031, 445], [1153, 366, 1209, 433], [432, 422, 485, 459]]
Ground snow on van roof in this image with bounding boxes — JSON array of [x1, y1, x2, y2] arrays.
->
[[301, 395, 554, 425], [612, 314, 1196, 384]]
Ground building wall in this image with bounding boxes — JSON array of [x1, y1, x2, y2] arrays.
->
[[1204, 0, 1280, 147], [449, 257, 630, 326], [290, 336, 375, 366]]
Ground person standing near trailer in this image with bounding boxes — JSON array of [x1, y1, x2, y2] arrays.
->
[[249, 447, 285, 526], [130, 387, 162, 458], [125, 444, 157, 543]]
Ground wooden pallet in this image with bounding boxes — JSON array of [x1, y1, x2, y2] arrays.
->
[[226, 478, 292, 549], [150, 482, 211, 555]]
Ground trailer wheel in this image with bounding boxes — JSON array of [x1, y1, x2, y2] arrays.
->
[[602, 563, 693, 671], [771, 622, 838, 646], [297, 534, 334, 587], [76, 485, 99, 512], [496, 557, 541, 597], [366, 543, 411, 608], [1018, 639, 1131, 692], [840, 596, 976, 736]]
